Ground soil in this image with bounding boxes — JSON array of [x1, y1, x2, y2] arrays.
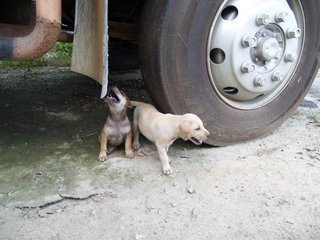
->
[[0, 67, 319, 240]]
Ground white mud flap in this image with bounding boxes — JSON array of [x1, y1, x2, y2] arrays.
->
[[71, 0, 109, 98]]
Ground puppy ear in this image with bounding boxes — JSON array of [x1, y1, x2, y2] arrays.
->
[[125, 96, 133, 109], [179, 121, 192, 140]]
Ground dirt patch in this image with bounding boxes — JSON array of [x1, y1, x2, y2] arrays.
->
[[0, 67, 319, 239]]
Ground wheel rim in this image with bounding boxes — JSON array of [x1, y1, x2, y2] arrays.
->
[[207, 0, 305, 110]]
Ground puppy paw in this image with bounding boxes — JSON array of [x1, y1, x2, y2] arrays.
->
[[98, 154, 108, 162], [162, 165, 173, 175], [126, 151, 134, 159], [133, 142, 141, 151]]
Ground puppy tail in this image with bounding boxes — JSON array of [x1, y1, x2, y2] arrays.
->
[[130, 101, 144, 107]]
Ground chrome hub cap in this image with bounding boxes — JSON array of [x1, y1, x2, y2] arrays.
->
[[207, 0, 305, 109]]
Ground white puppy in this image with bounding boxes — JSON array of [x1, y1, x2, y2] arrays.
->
[[131, 101, 210, 174]]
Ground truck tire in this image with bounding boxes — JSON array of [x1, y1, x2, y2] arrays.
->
[[139, 0, 320, 146]]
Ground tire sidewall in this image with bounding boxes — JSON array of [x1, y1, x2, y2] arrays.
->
[[160, 0, 320, 145]]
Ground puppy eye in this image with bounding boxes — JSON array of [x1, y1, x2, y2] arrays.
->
[[195, 127, 201, 131]]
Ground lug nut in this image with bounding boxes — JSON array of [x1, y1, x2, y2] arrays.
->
[[287, 28, 301, 39], [285, 53, 296, 63], [254, 76, 267, 87], [275, 11, 289, 23], [242, 35, 257, 48], [241, 62, 255, 73], [256, 13, 271, 26], [272, 71, 285, 82]]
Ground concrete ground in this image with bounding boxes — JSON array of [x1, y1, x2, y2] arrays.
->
[[0, 67, 319, 240]]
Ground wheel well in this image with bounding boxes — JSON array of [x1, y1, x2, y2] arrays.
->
[[0, 0, 34, 26], [108, 0, 145, 70]]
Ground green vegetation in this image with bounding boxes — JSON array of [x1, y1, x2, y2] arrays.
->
[[0, 42, 73, 69]]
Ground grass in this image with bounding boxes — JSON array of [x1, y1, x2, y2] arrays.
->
[[0, 42, 73, 70]]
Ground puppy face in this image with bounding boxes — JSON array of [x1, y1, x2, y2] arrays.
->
[[179, 114, 210, 145], [105, 87, 132, 110]]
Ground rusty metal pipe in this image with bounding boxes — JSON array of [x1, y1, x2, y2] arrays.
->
[[0, 0, 61, 60]]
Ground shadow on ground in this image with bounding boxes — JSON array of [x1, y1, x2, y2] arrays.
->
[[0, 67, 157, 208]]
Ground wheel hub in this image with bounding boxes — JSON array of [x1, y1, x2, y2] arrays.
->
[[207, 0, 304, 109], [256, 37, 280, 61], [251, 24, 285, 73]]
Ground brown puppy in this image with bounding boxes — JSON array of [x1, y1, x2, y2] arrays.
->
[[131, 101, 210, 174], [98, 87, 134, 161]]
